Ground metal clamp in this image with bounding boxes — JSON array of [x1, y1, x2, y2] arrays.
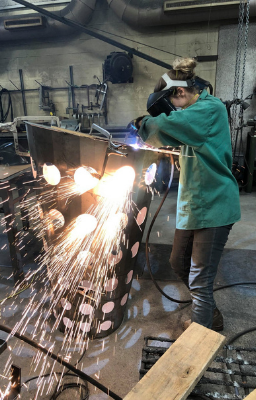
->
[[89, 123, 128, 177], [89, 123, 127, 155]]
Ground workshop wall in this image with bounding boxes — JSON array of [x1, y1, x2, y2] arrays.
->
[[0, 0, 219, 127]]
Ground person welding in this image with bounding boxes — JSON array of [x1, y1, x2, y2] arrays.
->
[[136, 57, 241, 331]]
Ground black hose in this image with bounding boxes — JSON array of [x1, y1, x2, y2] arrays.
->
[[213, 282, 256, 292], [0, 324, 122, 400], [23, 372, 89, 400], [49, 336, 88, 400], [145, 153, 191, 303], [0, 88, 13, 123], [227, 327, 256, 345], [145, 154, 256, 304]]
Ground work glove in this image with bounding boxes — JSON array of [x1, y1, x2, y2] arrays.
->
[[127, 116, 147, 136], [134, 115, 147, 130]]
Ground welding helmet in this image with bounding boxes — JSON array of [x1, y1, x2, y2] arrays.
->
[[147, 73, 212, 117], [147, 89, 177, 117]]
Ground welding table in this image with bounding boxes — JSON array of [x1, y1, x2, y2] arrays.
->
[[0, 164, 33, 284]]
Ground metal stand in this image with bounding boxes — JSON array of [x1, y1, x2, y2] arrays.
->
[[245, 129, 256, 193], [5, 66, 108, 125], [0, 166, 34, 284]]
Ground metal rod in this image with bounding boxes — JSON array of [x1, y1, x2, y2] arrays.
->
[[9, 80, 20, 91], [13, 0, 173, 70], [69, 66, 75, 109], [3, 86, 99, 93], [19, 69, 27, 116]]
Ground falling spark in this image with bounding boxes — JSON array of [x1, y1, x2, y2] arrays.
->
[[2, 164, 136, 398], [95, 371, 100, 379]]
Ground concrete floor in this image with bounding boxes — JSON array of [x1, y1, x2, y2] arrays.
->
[[0, 187, 256, 399]]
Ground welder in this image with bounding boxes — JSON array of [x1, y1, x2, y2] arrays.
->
[[136, 58, 241, 331]]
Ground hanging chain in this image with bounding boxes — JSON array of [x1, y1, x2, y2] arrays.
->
[[231, 0, 250, 155], [240, 0, 250, 101], [233, 0, 245, 100]]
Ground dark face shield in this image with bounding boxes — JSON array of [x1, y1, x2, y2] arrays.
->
[[146, 74, 212, 118], [147, 89, 177, 117]]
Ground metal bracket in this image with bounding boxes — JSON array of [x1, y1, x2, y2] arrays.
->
[[36, 81, 55, 113], [89, 123, 126, 152], [89, 123, 128, 177], [0, 116, 60, 157]]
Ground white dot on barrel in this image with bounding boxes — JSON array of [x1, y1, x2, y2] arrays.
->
[[102, 302, 115, 313], [105, 278, 118, 292], [131, 242, 139, 258], [63, 317, 72, 328], [79, 303, 93, 315], [60, 298, 72, 310], [136, 207, 147, 226], [100, 321, 112, 331], [126, 270, 133, 284], [121, 293, 128, 306]]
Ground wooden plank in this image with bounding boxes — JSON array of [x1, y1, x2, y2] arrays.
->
[[244, 389, 256, 399], [124, 322, 226, 400]]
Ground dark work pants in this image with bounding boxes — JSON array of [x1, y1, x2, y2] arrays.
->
[[170, 225, 233, 328]]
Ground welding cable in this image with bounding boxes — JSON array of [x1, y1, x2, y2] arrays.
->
[[52, 383, 89, 400], [22, 373, 89, 400], [212, 281, 256, 292], [49, 338, 89, 400], [227, 326, 256, 345], [145, 155, 256, 303], [0, 324, 122, 400], [145, 153, 191, 303]]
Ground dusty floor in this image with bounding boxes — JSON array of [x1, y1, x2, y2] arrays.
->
[[0, 188, 256, 399]]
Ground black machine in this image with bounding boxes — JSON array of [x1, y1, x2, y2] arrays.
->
[[147, 73, 212, 117]]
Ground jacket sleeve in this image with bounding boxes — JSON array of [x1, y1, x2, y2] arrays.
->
[[138, 106, 208, 149]]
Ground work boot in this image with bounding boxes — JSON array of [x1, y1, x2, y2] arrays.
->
[[183, 307, 224, 332], [212, 307, 224, 331]]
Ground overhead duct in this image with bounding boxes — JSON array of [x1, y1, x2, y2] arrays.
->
[[0, 0, 96, 42], [107, 0, 256, 26], [1, 0, 255, 43]]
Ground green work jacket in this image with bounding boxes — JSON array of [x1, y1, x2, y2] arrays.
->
[[138, 90, 241, 230]]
